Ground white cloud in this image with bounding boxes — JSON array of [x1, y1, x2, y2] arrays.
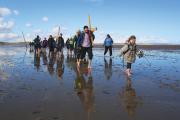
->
[[0, 7, 20, 42], [0, 8, 15, 32], [13, 10, 19, 15], [52, 26, 59, 34], [0, 17, 3, 22], [26, 33, 31, 38], [25, 23, 32, 27], [42, 16, 48, 22], [138, 35, 168, 44], [5, 21, 14, 29], [0, 7, 11, 16], [94, 31, 169, 44], [0, 20, 15, 32], [0, 33, 19, 41]]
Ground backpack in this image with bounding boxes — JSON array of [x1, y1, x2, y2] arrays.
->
[[53, 41, 56, 48], [123, 44, 137, 55], [69, 39, 74, 45], [49, 39, 56, 48], [57, 37, 64, 47], [34, 38, 40, 46], [42, 40, 48, 47]]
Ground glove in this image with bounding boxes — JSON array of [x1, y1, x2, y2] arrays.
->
[[137, 50, 144, 58]]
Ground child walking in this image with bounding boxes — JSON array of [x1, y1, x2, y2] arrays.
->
[[120, 35, 143, 77]]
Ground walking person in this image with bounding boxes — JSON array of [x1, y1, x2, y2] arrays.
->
[[77, 26, 95, 69], [56, 33, 65, 57], [104, 34, 113, 57], [120, 35, 143, 77], [48, 35, 56, 57], [66, 38, 70, 55], [33, 35, 41, 56], [69, 38, 74, 56], [73, 30, 81, 58], [42, 37, 48, 54]]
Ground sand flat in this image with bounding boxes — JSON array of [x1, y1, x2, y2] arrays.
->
[[0, 46, 180, 120]]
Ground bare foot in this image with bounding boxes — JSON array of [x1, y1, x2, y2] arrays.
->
[[127, 72, 131, 77], [88, 65, 92, 69], [77, 62, 80, 68], [125, 69, 131, 77]]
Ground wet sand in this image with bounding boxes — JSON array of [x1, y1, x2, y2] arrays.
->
[[0, 46, 180, 120]]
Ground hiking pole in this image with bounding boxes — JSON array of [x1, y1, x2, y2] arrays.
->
[[21, 32, 28, 63], [22, 32, 27, 48], [143, 55, 152, 66]]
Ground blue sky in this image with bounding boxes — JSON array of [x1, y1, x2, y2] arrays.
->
[[0, 0, 180, 44]]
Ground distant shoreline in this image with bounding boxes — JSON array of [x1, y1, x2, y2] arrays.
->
[[1, 42, 180, 50], [95, 44, 180, 50]]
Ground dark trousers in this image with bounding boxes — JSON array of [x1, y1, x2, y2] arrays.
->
[[81, 47, 93, 60], [104, 46, 112, 56], [127, 62, 132, 69]]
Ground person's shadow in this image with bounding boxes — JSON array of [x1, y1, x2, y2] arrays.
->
[[104, 57, 113, 80], [119, 76, 143, 118]]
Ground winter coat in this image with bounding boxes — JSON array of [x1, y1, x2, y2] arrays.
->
[[120, 43, 138, 63]]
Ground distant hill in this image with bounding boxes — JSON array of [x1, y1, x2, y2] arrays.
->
[[0, 42, 28, 46], [95, 43, 180, 50], [1, 42, 180, 50]]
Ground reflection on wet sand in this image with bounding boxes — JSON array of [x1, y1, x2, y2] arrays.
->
[[74, 65, 95, 120], [42, 51, 48, 65], [104, 57, 113, 80], [47, 53, 56, 76], [34, 53, 41, 71], [63, 54, 95, 119], [1, 47, 180, 120], [34, 50, 65, 78], [56, 55, 64, 80], [29, 47, 34, 54], [119, 77, 143, 117]]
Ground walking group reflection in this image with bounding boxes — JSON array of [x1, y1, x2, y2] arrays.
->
[[32, 48, 65, 80], [31, 48, 142, 119]]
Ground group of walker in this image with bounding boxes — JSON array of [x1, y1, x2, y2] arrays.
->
[[31, 25, 144, 77]]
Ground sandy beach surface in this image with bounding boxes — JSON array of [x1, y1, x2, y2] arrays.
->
[[0, 46, 180, 120]]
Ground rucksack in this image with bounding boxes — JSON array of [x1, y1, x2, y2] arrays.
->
[[42, 40, 48, 47], [49, 39, 56, 48], [123, 44, 137, 55], [69, 39, 74, 45], [34, 38, 40, 46], [53, 41, 56, 48]]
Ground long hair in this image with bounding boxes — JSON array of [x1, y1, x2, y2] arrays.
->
[[128, 35, 136, 42]]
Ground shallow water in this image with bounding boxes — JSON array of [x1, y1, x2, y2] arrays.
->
[[0, 46, 180, 120]]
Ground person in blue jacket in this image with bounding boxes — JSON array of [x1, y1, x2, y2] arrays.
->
[[104, 34, 113, 57]]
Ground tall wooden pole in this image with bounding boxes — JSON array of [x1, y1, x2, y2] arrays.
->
[[88, 15, 94, 46], [22, 32, 27, 48]]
